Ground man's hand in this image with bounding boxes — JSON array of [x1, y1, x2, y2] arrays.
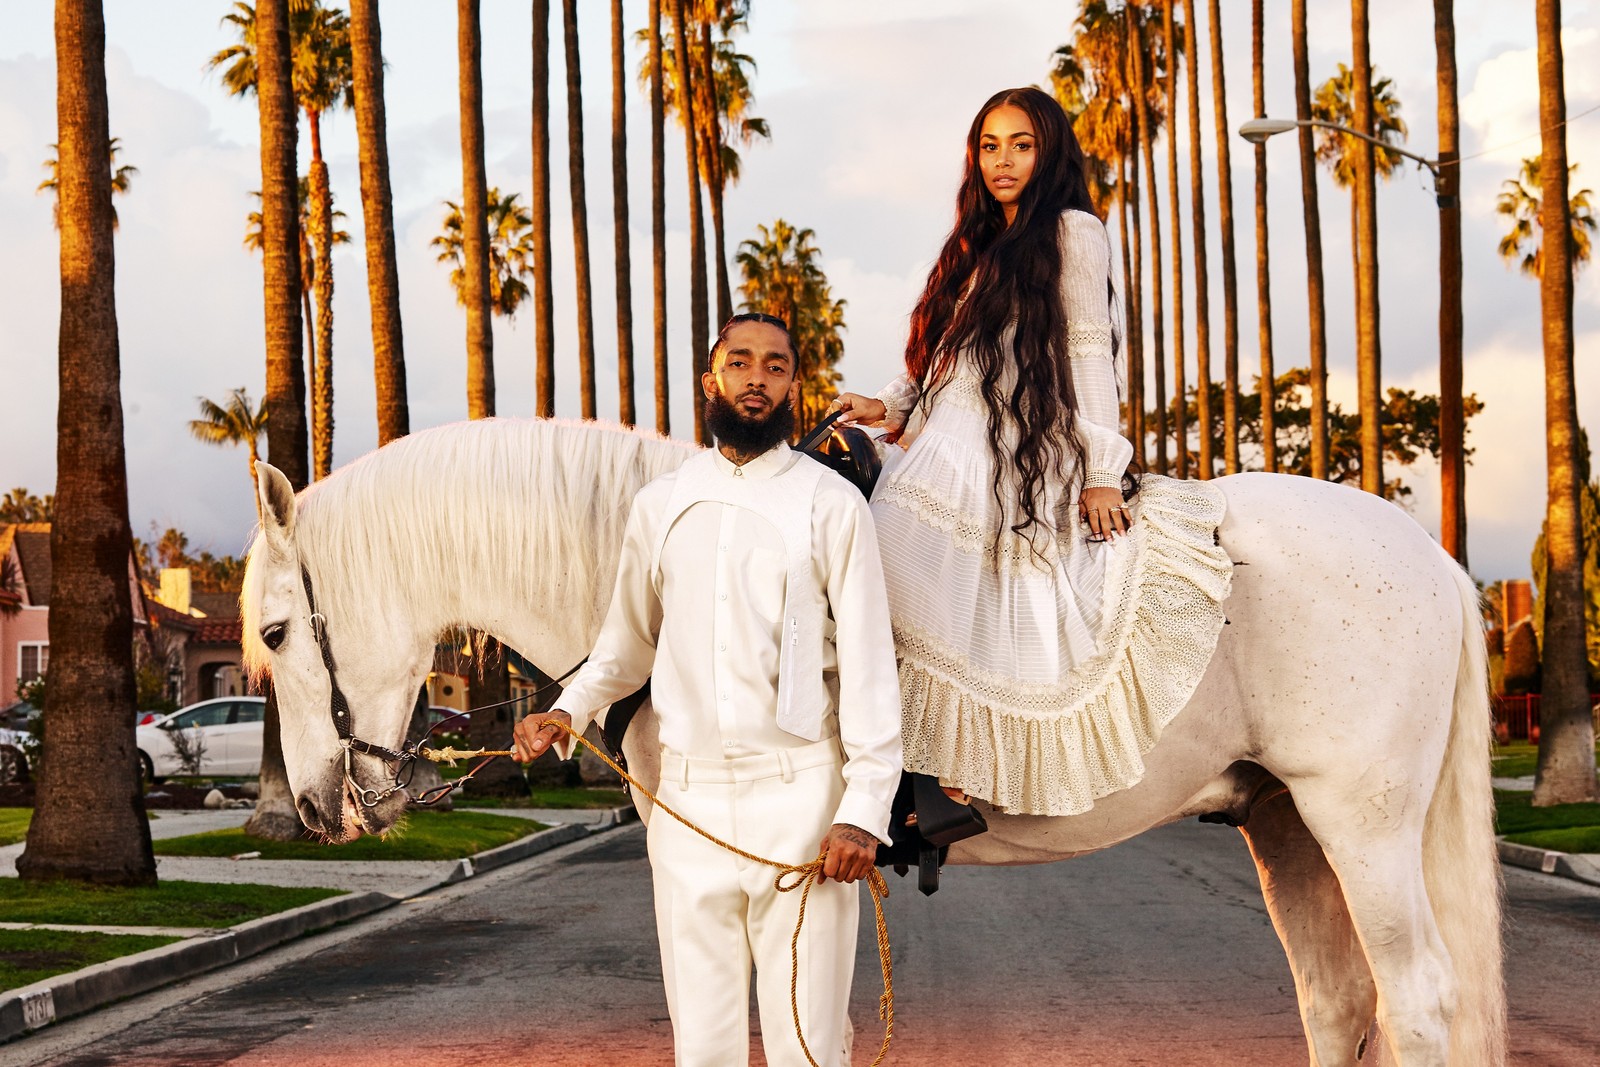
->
[[512, 709, 572, 762], [818, 823, 879, 884]]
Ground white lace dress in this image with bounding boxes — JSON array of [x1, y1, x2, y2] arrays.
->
[[869, 209, 1233, 816]]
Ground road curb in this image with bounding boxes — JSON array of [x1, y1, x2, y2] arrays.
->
[[0, 818, 615, 1044], [1497, 838, 1600, 888]]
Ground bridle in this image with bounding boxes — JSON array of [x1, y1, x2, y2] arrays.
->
[[298, 564, 581, 809]]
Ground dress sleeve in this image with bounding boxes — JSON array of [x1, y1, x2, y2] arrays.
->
[[1060, 211, 1133, 491], [872, 373, 922, 435]]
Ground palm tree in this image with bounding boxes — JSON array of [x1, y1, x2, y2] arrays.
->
[[1497, 156, 1597, 276], [348, 0, 408, 444], [455, 0, 495, 421], [1207, 0, 1241, 473], [648, 0, 670, 434], [1128, 2, 1168, 473], [433, 188, 538, 317], [1292, 0, 1330, 482], [18, 0, 155, 887], [735, 219, 847, 430], [532, 0, 556, 418], [1251, 0, 1276, 472], [1161, 0, 1187, 477], [37, 136, 136, 230], [210, 0, 352, 482], [612, 0, 636, 426], [1123, 17, 1147, 466], [562, 0, 598, 420], [1531, 0, 1597, 805], [1351, 0, 1384, 495], [671, 0, 710, 444], [1435, 0, 1465, 564], [1182, 0, 1213, 479], [188, 389, 269, 494], [0, 489, 54, 524]]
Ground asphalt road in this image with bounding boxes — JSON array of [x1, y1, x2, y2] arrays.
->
[[12, 820, 1600, 1067]]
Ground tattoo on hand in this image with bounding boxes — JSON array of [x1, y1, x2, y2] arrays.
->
[[833, 824, 878, 851]]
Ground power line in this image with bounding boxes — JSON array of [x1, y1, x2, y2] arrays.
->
[[1441, 101, 1600, 168]]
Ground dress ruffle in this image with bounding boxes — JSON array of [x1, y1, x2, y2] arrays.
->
[[882, 474, 1233, 816]]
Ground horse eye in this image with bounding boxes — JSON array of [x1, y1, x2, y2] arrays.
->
[[261, 624, 286, 651]]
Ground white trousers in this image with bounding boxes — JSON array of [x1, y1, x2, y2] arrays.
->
[[647, 738, 858, 1067]]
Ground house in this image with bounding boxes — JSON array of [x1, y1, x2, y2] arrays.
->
[[150, 568, 250, 702]]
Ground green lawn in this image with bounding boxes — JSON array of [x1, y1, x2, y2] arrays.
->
[[0, 878, 343, 928], [1492, 741, 1600, 780], [0, 928, 180, 990], [153, 809, 543, 861], [1495, 789, 1600, 852], [0, 808, 30, 847], [459, 785, 628, 810]]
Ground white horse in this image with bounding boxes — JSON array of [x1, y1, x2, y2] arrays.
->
[[241, 417, 1504, 1066]]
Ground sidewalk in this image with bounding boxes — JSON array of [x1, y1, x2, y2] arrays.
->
[[0, 804, 633, 1044], [1491, 774, 1600, 889]]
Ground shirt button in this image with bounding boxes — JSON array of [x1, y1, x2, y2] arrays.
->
[[719, 544, 728, 552], [719, 592, 727, 601], [718, 643, 727, 651], [724, 740, 736, 748], [733, 468, 743, 478]]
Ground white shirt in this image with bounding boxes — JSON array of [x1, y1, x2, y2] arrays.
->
[[554, 443, 903, 843]]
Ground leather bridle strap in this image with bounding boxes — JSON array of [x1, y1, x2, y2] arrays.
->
[[300, 564, 409, 764]]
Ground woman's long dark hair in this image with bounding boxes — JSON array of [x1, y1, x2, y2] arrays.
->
[[905, 86, 1104, 544]]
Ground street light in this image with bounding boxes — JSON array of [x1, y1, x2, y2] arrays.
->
[[1238, 116, 1454, 208]]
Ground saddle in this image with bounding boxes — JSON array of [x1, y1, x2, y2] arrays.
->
[[599, 418, 974, 895]]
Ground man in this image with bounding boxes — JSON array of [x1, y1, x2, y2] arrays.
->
[[515, 313, 903, 1067]]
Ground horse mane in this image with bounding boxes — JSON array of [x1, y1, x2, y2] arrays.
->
[[241, 418, 699, 679]]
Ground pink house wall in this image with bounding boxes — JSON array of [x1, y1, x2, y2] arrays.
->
[[1, 605, 49, 706]]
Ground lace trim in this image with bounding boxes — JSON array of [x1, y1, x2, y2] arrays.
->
[[1067, 320, 1114, 357], [896, 476, 1233, 816], [875, 479, 1062, 572]]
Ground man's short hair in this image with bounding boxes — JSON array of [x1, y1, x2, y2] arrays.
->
[[709, 312, 795, 369]]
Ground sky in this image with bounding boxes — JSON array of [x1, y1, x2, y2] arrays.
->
[[0, 0, 1596, 584]]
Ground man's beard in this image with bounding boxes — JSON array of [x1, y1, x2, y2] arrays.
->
[[705, 387, 796, 456]]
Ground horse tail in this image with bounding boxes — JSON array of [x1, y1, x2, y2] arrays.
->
[[1422, 557, 1507, 1065]]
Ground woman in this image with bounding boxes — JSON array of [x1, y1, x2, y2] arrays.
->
[[835, 87, 1232, 820]]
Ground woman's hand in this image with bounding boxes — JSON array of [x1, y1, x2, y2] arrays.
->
[[1079, 486, 1133, 542], [831, 392, 888, 427]]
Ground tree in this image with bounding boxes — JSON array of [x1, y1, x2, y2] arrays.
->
[[562, 0, 598, 420], [735, 219, 847, 430], [433, 188, 538, 318], [1531, 0, 1596, 806], [671, 0, 709, 444], [1207, 0, 1241, 473], [1292, 0, 1330, 482], [648, 0, 669, 434], [1181, 0, 1213, 479], [188, 388, 269, 492], [1435, 0, 1465, 565], [1496, 156, 1597, 278], [611, 0, 635, 426], [532, 0, 556, 418], [349, 0, 408, 444], [0, 489, 55, 524], [454, 0, 495, 421], [37, 136, 135, 230], [1532, 432, 1600, 695], [1250, 0, 1275, 472], [1161, 0, 1187, 478], [17, 0, 155, 886], [1128, 3, 1169, 473]]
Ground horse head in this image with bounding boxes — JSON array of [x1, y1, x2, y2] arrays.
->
[[242, 461, 433, 840]]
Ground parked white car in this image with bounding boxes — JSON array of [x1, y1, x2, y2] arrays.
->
[[136, 696, 266, 781]]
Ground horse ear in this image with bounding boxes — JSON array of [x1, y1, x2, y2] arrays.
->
[[256, 462, 297, 559]]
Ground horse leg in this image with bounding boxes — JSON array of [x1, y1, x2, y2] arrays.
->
[[1238, 791, 1376, 1066], [1288, 778, 1456, 1067]]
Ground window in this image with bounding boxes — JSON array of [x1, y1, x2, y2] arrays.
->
[[232, 701, 265, 725], [18, 643, 48, 684], [169, 702, 232, 729]]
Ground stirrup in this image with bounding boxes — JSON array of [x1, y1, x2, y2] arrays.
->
[[911, 773, 988, 848]]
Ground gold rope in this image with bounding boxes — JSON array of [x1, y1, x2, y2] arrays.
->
[[422, 722, 895, 1067]]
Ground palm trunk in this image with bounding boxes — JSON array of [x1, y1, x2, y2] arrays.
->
[[649, 0, 669, 434], [1162, 0, 1187, 478], [18, 0, 155, 885], [309, 144, 335, 479], [1531, 0, 1596, 805], [1124, 75, 1147, 470], [532, 0, 556, 417], [699, 17, 732, 326], [1292, 0, 1330, 481], [350, 0, 408, 445], [247, 0, 306, 842], [1117, 156, 1140, 451], [1129, 12, 1167, 474], [673, 0, 709, 444], [1352, 0, 1383, 495], [612, 0, 635, 426], [1207, 0, 1240, 474], [458, 0, 496, 421], [563, 0, 597, 420], [1435, 0, 1465, 562], [1181, 0, 1212, 480], [1252, 0, 1276, 472]]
